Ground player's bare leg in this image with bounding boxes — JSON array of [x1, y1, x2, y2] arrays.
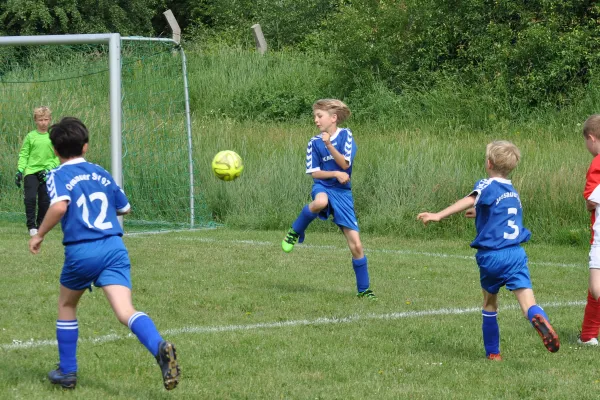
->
[[580, 269, 600, 345], [57, 285, 86, 320], [102, 284, 136, 325], [103, 285, 180, 390], [588, 269, 600, 300], [514, 288, 559, 353], [513, 287, 535, 317], [342, 228, 364, 260]]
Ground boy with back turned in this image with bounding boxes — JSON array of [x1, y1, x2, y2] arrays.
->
[[29, 117, 180, 390], [417, 140, 559, 359]]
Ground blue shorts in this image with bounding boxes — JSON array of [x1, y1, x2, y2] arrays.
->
[[475, 246, 532, 294], [311, 183, 359, 231], [61, 235, 132, 291]]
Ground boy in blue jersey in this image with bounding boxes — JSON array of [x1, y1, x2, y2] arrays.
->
[[28, 117, 180, 390], [281, 99, 375, 299], [417, 140, 559, 359]]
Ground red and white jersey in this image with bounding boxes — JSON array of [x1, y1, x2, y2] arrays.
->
[[585, 155, 600, 244]]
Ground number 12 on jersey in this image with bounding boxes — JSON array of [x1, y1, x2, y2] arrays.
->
[[76, 192, 113, 230]]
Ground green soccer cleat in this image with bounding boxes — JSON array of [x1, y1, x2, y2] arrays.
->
[[282, 228, 300, 253], [155, 341, 180, 390], [357, 288, 377, 300]]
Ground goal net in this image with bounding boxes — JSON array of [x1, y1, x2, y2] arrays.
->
[[0, 35, 212, 230]]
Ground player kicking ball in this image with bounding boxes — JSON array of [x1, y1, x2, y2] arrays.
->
[[417, 141, 559, 360], [29, 117, 180, 390], [281, 99, 376, 299]]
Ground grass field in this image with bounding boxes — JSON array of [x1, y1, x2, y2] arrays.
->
[[0, 219, 597, 399]]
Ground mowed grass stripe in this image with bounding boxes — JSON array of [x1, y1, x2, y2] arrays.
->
[[1, 300, 584, 352], [124, 232, 586, 268]]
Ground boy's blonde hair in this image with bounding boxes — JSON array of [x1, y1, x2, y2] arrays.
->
[[33, 106, 51, 120], [583, 114, 600, 139], [313, 99, 351, 123], [486, 140, 521, 177]]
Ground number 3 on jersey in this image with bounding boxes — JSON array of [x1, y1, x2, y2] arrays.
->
[[76, 192, 113, 230], [503, 207, 519, 240]]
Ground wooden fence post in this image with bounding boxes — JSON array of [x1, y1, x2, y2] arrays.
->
[[164, 10, 181, 44], [251, 24, 267, 55]]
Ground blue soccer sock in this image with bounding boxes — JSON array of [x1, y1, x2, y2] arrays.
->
[[56, 319, 78, 373], [352, 256, 370, 292], [482, 310, 500, 356], [128, 312, 164, 357], [291, 205, 318, 241], [527, 304, 549, 324]]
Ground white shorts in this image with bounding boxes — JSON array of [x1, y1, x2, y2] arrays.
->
[[589, 245, 600, 269]]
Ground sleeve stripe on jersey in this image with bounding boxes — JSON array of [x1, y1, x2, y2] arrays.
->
[[117, 203, 131, 213], [589, 185, 600, 203], [469, 190, 482, 205], [344, 130, 353, 165], [50, 195, 71, 206], [470, 179, 492, 205], [306, 137, 320, 173], [305, 141, 313, 169]]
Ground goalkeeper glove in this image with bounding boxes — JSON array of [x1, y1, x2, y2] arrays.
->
[[15, 171, 23, 188], [36, 170, 49, 182]]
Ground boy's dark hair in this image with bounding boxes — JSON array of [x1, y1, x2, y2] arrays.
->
[[49, 117, 89, 158]]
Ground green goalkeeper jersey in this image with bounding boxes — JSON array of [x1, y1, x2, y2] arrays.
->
[[17, 130, 59, 175]]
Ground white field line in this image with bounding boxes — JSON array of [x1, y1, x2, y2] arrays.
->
[[1, 300, 584, 351], [124, 234, 585, 268], [124, 227, 216, 236]]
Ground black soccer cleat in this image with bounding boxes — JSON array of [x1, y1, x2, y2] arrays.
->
[[48, 367, 77, 389], [531, 314, 560, 353], [155, 341, 180, 390]]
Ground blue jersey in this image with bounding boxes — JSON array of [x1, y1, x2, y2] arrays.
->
[[46, 158, 130, 245], [469, 177, 531, 250], [305, 128, 356, 190]]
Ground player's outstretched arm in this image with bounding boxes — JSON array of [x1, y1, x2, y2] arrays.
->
[[29, 200, 67, 254], [417, 196, 476, 225], [465, 207, 476, 218]]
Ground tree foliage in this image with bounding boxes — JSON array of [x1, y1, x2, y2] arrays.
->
[[0, 0, 163, 36], [185, 0, 345, 49], [2, 0, 600, 111], [316, 0, 600, 108]]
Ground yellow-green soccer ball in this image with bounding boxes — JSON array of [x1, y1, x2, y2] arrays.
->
[[211, 150, 244, 181]]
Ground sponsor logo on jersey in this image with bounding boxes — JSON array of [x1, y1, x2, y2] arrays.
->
[[495, 191, 522, 207]]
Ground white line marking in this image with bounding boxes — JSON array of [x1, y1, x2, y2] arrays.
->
[[1, 301, 584, 351], [124, 227, 216, 236], [125, 235, 585, 268]]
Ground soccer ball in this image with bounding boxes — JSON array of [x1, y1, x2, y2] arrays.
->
[[211, 150, 244, 181]]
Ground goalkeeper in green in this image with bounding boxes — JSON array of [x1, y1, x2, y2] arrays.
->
[[16, 106, 59, 236]]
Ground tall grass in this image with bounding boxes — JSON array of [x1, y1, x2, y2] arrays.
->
[[0, 43, 594, 244], [195, 118, 590, 245]]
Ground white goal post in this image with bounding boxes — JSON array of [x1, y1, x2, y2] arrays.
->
[[0, 33, 196, 227]]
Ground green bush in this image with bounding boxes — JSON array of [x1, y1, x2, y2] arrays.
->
[[317, 0, 600, 111]]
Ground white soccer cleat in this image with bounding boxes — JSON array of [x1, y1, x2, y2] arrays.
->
[[29, 228, 38, 236], [577, 337, 599, 346]]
